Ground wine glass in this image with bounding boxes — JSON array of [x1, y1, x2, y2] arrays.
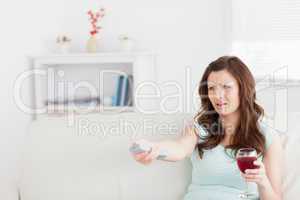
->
[[236, 148, 259, 199]]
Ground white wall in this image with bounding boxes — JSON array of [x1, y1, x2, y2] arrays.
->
[[0, 0, 230, 199]]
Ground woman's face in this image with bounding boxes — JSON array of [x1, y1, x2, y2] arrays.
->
[[207, 69, 240, 116]]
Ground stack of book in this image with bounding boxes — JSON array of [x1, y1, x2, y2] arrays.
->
[[112, 75, 133, 106], [45, 97, 100, 107]]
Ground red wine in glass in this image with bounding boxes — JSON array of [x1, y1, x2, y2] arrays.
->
[[237, 156, 259, 173], [236, 148, 259, 199]]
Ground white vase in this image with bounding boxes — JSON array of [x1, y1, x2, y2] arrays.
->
[[120, 39, 134, 52], [86, 34, 99, 53], [59, 43, 71, 54]]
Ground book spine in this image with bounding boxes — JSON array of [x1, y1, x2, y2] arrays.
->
[[125, 75, 133, 106], [120, 75, 128, 106], [116, 75, 124, 106], [113, 76, 121, 106]]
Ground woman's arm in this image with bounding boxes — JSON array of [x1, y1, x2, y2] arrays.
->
[[243, 134, 283, 200], [131, 123, 198, 164], [259, 134, 283, 200]]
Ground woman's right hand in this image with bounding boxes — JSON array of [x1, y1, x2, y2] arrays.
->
[[131, 139, 161, 165]]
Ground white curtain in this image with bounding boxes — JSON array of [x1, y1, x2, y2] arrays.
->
[[231, 0, 300, 79]]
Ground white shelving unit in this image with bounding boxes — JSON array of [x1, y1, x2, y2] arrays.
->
[[28, 52, 157, 119]]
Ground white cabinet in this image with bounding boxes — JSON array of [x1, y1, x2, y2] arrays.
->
[[29, 52, 157, 119]]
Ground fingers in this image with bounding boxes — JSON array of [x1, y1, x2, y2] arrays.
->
[[253, 160, 264, 169], [243, 168, 264, 178], [241, 160, 267, 184], [133, 152, 152, 165], [243, 171, 264, 178], [144, 145, 159, 161], [241, 172, 264, 183], [130, 140, 157, 165], [133, 152, 148, 160], [245, 169, 260, 175]]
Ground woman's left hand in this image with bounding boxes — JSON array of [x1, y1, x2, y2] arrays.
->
[[241, 160, 270, 187]]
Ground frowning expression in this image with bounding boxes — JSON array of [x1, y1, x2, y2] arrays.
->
[[207, 70, 240, 116]]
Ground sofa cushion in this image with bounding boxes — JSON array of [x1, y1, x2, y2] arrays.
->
[[282, 133, 300, 200], [19, 113, 193, 200]]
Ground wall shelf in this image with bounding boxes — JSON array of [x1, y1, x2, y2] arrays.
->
[[255, 76, 300, 88], [28, 52, 157, 119]]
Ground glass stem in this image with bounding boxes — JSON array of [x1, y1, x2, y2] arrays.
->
[[245, 181, 249, 194]]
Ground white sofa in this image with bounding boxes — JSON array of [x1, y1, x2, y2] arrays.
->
[[18, 113, 300, 200]]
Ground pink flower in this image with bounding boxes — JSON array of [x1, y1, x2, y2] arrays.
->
[[87, 8, 105, 36]]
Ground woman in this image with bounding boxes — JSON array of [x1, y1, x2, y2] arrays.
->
[[131, 56, 283, 200]]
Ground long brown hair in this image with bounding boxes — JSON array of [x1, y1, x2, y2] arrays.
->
[[194, 56, 266, 158]]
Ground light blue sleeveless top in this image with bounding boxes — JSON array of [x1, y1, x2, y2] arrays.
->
[[183, 121, 277, 200]]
